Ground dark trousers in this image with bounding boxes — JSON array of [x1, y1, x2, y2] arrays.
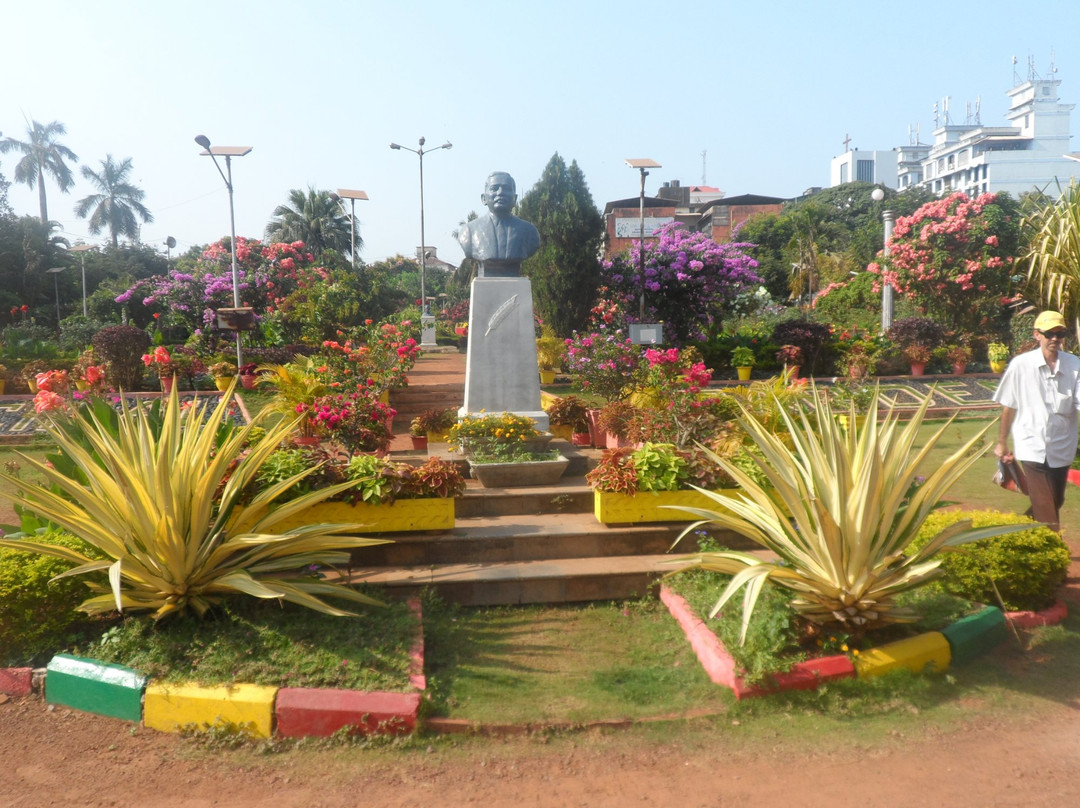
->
[[1020, 460, 1070, 532]]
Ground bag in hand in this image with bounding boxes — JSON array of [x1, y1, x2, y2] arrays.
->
[[992, 459, 1028, 495]]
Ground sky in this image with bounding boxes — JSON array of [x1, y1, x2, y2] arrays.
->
[[3, 0, 1080, 267]]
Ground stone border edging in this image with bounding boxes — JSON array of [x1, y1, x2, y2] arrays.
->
[[659, 585, 1069, 700], [1, 598, 426, 739]]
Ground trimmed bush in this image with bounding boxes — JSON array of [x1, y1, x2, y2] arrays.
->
[[912, 510, 1069, 611], [0, 532, 94, 666], [91, 324, 151, 391]]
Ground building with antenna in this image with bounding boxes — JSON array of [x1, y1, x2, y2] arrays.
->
[[831, 56, 1080, 197]]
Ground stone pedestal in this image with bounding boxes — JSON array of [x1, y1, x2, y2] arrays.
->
[[420, 313, 437, 347], [461, 276, 548, 431]]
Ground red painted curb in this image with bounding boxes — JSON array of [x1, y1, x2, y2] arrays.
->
[[275, 688, 420, 737], [1005, 599, 1068, 629], [0, 667, 33, 696], [659, 585, 855, 700], [1068, 469, 1080, 487]]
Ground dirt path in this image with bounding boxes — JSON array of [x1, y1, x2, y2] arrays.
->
[[3, 694, 1080, 808]]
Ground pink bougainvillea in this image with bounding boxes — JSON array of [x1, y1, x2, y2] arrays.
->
[[867, 192, 1021, 333]]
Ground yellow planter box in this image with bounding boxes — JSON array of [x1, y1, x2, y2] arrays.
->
[[594, 489, 737, 524], [853, 631, 951, 679], [271, 498, 454, 534], [144, 682, 277, 737]]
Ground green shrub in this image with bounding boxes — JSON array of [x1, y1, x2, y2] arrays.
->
[[912, 510, 1069, 611], [91, 324, 151, 391], [0, 531, 94, 666]]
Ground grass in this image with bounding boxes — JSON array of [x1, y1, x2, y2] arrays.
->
[[421, 595, 733, 723], [68, 595, 418, 691]]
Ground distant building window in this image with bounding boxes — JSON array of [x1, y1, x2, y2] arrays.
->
[[715, 206, 730, 226], [840, 163, 849, 183], [856, 160, 875, 182]]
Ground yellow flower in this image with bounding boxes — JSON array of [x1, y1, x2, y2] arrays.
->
[[840, 644, 849, 652]]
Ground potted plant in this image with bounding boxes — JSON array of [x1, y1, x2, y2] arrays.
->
[[0, 363, 8, 396], [238, 362, 259, 390], [775, 345, 803, 378], [586, 443, 736, 524], [208, 360, 238, 391], [731, 346, 756, 381], [447, 412, 547, 457], [413, 407, 457, 442], [536, 335, 565, 385], [20, 359, 52, 393], [261, 454, 465, 534], [988, 342, 1010, 373], [408, 417, 429, 452], [596, 399, 640, 449], [544, 394, 589, 442], [902, 344, 932, 376], [466, 441, 569, 488], [945, 344, 972, 375]]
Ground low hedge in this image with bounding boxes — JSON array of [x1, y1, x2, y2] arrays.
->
[[913, 509, 1069, 612], [0, 530, 96, 666]]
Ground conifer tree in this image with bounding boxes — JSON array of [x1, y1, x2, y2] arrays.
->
[[518, 154, 603, 336]]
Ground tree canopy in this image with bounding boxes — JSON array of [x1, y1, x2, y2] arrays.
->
[[0, 120, 78, 223], [265, 187, 357, 258], [74, 155, 153, 247], [518, 154, 604, 336]]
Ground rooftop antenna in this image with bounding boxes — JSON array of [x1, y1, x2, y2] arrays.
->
[[975, 96, 981, 125], [933, 101, 939, 129], [701, 149, 707, 185], [1013, 55, 1021, 87]]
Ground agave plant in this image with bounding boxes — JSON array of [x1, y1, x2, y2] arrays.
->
[[0, 388, 388, 621], [671, 385, 1030, 643]]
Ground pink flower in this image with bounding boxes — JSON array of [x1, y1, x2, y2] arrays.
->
[[33, 390, 65, 413]]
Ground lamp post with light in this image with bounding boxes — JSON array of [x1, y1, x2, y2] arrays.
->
[[390, 137, 451, 346], [69, 243, 94, 317], [46, 267, 66, 326], [194, 134, 252, 367], [625, 158, 662, 343], [870, 187, 895, 331], [329, 189, 369, 270]]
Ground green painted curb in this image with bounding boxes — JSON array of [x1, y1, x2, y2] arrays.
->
[[45, 653, 146, 722], [941, 606, 1008, 665]]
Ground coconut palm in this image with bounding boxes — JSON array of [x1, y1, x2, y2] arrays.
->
[[73, 155, 153, 247], [0, 120, 78, 224], [265, 186, 356, 257], [1022, 179, 1080, 331]]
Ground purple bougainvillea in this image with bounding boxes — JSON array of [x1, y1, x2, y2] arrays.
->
[[602, 223, 760, 345]]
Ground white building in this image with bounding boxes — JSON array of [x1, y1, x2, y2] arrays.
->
[[831, 62, 1080, 198], [830, 148, 898, 188]]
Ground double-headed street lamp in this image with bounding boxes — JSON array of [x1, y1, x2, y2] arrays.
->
[[195, 134, 252, 366], [329, 188, 369, 270], [871, 187, 895, 332], [390, 137, 451, 344]]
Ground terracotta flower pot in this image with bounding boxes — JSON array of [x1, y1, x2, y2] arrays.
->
[[909, 363, 926, 377], [410, 435, 428, 451], [571, 432, 591, 446], [240, 374, 257, 390], [952, 363, 967, 375]]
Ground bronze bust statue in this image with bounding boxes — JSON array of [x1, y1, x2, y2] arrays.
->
[[457, 171, 540, 276]]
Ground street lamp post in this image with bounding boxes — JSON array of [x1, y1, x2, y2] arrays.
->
[[195, 135, 253, 367], [871, 187, 895, 332], [69, 243, 94, 317], [329, 189, 369, 270], [625, 159, 661, 322], [46, 267, 66, 326], [390, 137, 451, 347]]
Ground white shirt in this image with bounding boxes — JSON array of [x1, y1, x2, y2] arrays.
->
[[993, 347, 1080, 466]]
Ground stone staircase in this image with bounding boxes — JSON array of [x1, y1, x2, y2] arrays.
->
[[368, 351, 754, 606], [344, 440, 755, 606]]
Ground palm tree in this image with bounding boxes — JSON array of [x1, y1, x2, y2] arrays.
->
[[0, 120, 78, 224], [74, 155, 153, 247], [265, 186, 357, 257], [1022, 180, 1080, 330]]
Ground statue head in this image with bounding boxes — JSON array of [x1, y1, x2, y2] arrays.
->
[[481, 172, 517, 216]]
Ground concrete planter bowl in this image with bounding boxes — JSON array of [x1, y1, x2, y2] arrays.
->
[[469, 455, 569, 488]]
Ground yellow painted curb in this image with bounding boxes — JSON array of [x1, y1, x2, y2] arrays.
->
[[594, 489, 736, 524], [271, 498, 454, 533], [144, 682, 277, 737], [853, 631, 951, 679]]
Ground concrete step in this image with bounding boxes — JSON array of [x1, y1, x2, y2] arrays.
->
[[346, 554, 696, 606], [353, 510, 740, 566]]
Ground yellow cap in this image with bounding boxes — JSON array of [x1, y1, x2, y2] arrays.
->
[[1034, 311, 1067, 331]]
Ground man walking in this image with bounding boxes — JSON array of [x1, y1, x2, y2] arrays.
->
[[993, 310, 1080, 532]]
